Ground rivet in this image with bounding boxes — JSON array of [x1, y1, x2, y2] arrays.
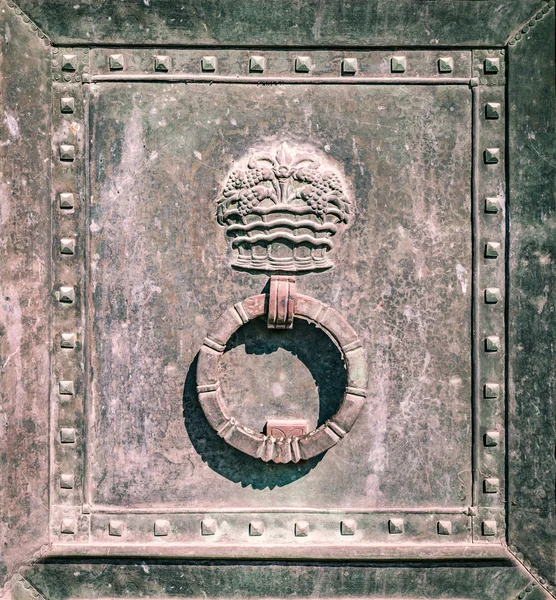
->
[[484, 336, 500, 352], [484, 148, 500, 164], [390, 56, 406, 73], [484, 288, 501, 304], [60, 428, 76, 443], [249, 520, 265, 536], [388, 518, 404, 534], [59, 144, 75, 162], [201, 56, 217, 72], [485, 102, 501, 119], [109, 54, 124, 71], [437, 520, 452, 535], [484, 382, 500, 398], [484, 431, 500, 447], [484, 197, 501, 213], [60, 474, 74, 489], [58, 380, 74, 395], [438, 57, 453, 73], [61, 54, 77, 72], [60, 332, 76, 348], [60, 238, 75, 255], [154, 519, 170, 536], [109, 520, 124, 536], [154, 55, 170, 72], [249, 56, 266, 73], [341, 58, 358, 75], [59, 286, 75, 304], [59, 192, 75, 210], [340, 519, 357, 535], [201, 517, 217, 535], [60, 519, 75, 534], [485, 241, 501, 258], [295, 520, 310, 537], [60, 97, 75, 113], [295, 56, 312, 73], [482, 520, 497, 536], [484, 57, 500, 74], [483, 477, 500, 493]]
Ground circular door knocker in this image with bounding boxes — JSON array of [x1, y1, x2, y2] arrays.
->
[[196, 143, 367, 464]]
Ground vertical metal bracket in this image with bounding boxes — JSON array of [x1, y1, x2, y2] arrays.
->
[[267, 275, 296, 330]]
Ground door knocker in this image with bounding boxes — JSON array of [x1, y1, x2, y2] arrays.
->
[[196, 143, 367, 463]]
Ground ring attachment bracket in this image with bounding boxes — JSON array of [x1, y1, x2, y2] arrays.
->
[[267, 275, 296, 329]]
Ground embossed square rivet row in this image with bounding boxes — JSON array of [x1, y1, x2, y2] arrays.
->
[[249, 520, 265, 536], [59, 285, 75, 304], [484, 431, 500, 447], [60, 333, 76, 348], [341, 58, 358, 75], [60, 428, 76, 443], [294, 520, 310, 536], [201, 517, 217, 535], [249, 56, 266, 73], [60, 518, 75, 534], [484, 288, 501, 304], [484, 196, 501, 213], [154, 519, 170, 536], [201, 56, 217, 72], [109, 54, 124, 70], [484, 382, 500, 398], [60, 238, 75, 255], [485, 241, 501, 258], [294, 56, 312, 73], [60, 97, 75, 113], [485, 102, 501, 119], [388, 518, 404, 534], [154, 55, 170, 72], [59, 192, 75, 210], [483, 477, 500, 493], [58, 380, 74, 395], [390, 56, 406, 73], [59, 144, 75, 162], [484, 148, 500, 164], [60, 473, 74, 489], [484, 336, 500, 353], [437, 57, 453, 73], [340, 519, 356, 535]]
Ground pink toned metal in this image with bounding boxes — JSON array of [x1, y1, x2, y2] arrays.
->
[[196, 289, 367, 463], [267, 275, 296, 329]]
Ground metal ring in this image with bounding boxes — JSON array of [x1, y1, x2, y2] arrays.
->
[[196, 293, 367, 463]]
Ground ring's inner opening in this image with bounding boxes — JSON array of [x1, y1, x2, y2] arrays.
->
[[219, 317, 347, 434]]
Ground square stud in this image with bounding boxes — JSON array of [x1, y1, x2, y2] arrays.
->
[[295, 56, 312, 73], [249, 520, 265, 536], [485, 241, 501, 258], [109, 520, 124, 536], [201, 56, 217, 72], [154, 519, 170, 536], [388, 518, 404, 534], [61, 54, 77, 72], [60, 97, 75, 113], [485, 102, 501, 119], [60, 474, 74, 489], [201, 517, 217, 535], [342, 58, 358, 75], [59, 380, 74, 395], [484, 431, 500, 447], [484, 148, 500, 164], [154, 55, 170, 72], [483, 477, 500, 493], [482, 520, 497, 536], [249, 56, 266, 73], [438, 57, 454, 73], [295, 520, 310, 537], [60, 428, 76, 443], [485, 197, 501, 213], [484, 288, 501, 304], [109, 54, 124, 71], [60, 518, 75, 534], [484, 336, 500, 352], [437, 520, 452, 535], [340, 519, 357, 535], [59, 286, 75, 304], [61, 332, 76, 348], [484, 383, 500, 398], [59, 193, 75, 210], [391, 56, 406, 73], [484, 57, 500, 74], [60, 238, 75, 255], [60, 144, 75, 162]]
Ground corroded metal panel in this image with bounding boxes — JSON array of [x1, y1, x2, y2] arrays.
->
[[0, 1, 555, 599]]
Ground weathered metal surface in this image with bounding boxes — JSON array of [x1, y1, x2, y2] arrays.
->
[[0, 0, 554, 598]]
